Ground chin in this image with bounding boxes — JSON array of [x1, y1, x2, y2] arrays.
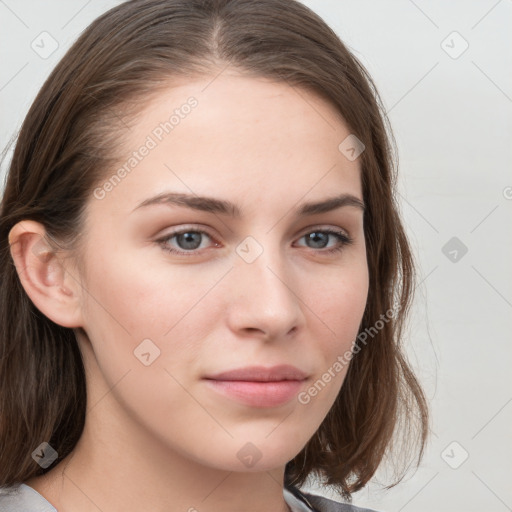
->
[[198, 434, 309, 474]]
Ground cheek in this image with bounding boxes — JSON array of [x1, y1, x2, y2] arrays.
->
[[78, 246, 230, 392], [81, 245, 221, 335], [298, 262, 368, 406], [311, 262, 369, 348], [76, 251, 221, 445]]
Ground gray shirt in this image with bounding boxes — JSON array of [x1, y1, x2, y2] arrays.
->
[[0, 483, 379, 512]]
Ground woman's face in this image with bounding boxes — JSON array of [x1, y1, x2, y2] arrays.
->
[[74, 72, 369, 472]]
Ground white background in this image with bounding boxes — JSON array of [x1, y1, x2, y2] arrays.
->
[[1, 1, 511, 511]]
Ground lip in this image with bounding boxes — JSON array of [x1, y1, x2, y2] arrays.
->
[[204, 364, 308, 382], [203, 365, 308, 408]]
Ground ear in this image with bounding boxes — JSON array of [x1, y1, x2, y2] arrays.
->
[[8, 220, 84, 328]]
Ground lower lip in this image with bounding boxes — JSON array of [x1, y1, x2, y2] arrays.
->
[[204, 379, 304, 407]]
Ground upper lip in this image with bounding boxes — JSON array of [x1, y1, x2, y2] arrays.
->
[[204, 365, 308, 382]]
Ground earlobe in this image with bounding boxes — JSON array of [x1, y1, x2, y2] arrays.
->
[[8, 220, 84, 328]]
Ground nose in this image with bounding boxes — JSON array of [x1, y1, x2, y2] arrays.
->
[[226, 241, 305, 341]]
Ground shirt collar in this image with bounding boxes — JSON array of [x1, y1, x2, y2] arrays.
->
[[283, 484, 318, 511]]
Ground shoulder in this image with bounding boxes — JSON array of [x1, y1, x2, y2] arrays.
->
[[0, 483, 57, 512], [291, 486, 381, 512]]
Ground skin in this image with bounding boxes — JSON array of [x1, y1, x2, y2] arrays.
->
[[12, 70, 369, 512]]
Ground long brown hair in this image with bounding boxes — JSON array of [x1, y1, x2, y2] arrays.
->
[[0, 0, 429, 499]]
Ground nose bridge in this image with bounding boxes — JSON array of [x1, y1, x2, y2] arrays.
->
[[229, 234, 303, 336]]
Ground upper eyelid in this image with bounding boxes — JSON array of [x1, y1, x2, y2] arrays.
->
[[159, 223, 349, 234]]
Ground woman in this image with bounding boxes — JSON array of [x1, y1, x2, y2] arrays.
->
[[0, 1, 429, 511]]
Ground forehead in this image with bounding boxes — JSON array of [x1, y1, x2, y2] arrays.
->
[[91, 72, 363, 216]]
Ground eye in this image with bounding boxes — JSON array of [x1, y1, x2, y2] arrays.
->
[[295, 229, 353, 254], [157, 228, 218, 255], [156, 226, 353, 257]]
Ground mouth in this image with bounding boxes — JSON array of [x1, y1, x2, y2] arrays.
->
[[203, 365, 308, 408], [204, 364, 308, 382]]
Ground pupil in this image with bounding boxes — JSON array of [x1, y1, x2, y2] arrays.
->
[[178, 232, 201, 250], [307, 232, 328, 248]]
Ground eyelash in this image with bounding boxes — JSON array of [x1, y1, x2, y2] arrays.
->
[[156, 227, 354, 257]]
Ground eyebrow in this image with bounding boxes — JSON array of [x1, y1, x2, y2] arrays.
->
[[132, 192, 365, 216]]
